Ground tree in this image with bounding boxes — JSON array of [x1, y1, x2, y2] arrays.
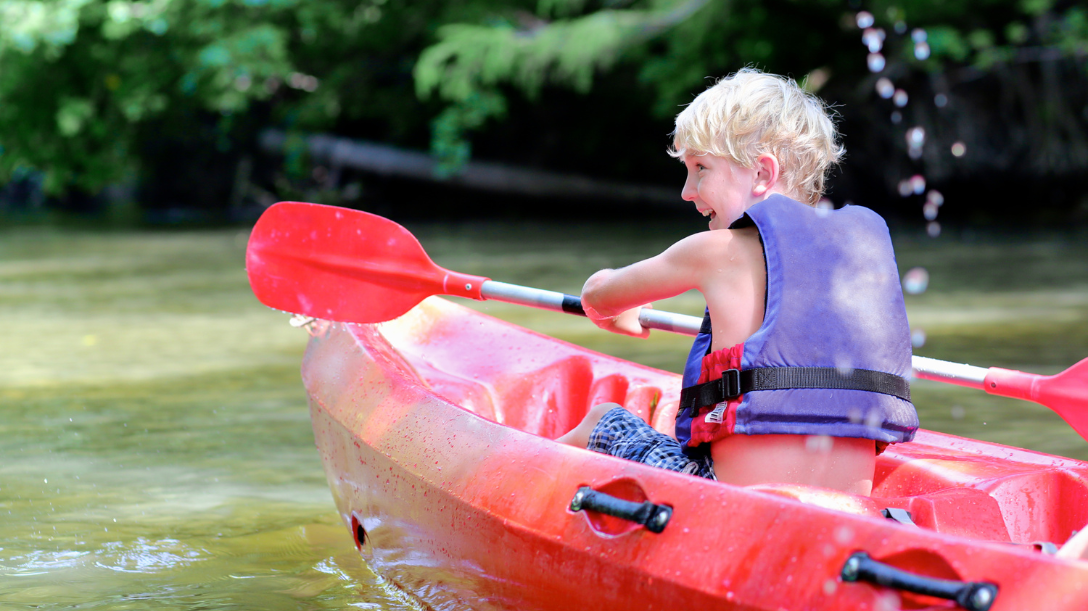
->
[[413, 0, 1088, 218]]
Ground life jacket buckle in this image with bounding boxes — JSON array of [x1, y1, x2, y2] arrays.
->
[[718, 368, 741, 400]]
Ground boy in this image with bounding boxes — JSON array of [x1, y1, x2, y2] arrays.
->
[[557, 69, 918, 496]]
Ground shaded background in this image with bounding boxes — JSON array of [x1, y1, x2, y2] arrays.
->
[[1, 0, 1086, 226]]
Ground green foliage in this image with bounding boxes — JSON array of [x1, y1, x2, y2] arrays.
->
[[413, 0, 1088, 184], [0, 0, 487, 199], [0, 0, 301, 195], [414, 0, 710, 174]]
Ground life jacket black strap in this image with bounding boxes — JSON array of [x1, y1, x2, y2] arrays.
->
[[679, 367, 911, 416]]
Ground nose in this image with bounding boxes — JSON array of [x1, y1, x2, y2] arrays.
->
[[681, 173, 698, 202]]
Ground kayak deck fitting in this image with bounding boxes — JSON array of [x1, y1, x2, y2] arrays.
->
[[302, 297, 1088, 611]]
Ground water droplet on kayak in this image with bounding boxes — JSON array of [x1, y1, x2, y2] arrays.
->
[[835, 525, 854, 544], [823, 579, 838, 594]]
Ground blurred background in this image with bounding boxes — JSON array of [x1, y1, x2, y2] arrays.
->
[[2, 1, 1087, 608]]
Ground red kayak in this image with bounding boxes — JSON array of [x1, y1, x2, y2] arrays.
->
[[301, 296, 1088, 611]]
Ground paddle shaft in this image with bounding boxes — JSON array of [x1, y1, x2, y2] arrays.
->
[[482, 280, 993, 387], [247, 202, 1088, 441]]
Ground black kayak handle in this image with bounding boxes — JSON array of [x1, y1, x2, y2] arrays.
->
[[841, 552, 998, 611], [569, 486, 673, 534]]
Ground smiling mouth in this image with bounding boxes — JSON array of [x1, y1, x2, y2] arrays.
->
[[700, 209, 716, 221]]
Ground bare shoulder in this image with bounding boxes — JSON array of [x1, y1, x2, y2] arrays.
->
[[664, 228, 762, 276]]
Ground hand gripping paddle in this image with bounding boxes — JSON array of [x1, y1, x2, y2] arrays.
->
[[246, 201, 1088, 441]]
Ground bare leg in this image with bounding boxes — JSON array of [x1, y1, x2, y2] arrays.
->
[[556, 402, 623, 448]]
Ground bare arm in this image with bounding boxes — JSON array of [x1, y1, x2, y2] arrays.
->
[[581, 231, 730, 336]]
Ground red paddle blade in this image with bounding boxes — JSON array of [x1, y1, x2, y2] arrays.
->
[[246, 202, 487, 323], [985, 357, 1088, 440]]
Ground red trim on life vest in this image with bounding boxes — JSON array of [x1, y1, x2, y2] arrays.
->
[[688, 342, 745, 446]]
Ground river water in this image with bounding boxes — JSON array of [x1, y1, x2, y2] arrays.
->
[[2, 221, 1087, 609]]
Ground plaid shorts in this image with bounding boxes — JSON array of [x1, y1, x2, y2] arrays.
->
[[587, 407, 716, 480]]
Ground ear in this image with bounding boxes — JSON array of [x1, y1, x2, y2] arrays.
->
[[751, 154, 781, 197]]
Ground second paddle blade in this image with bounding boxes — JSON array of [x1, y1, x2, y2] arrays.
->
[[246, 202, 487, 323]]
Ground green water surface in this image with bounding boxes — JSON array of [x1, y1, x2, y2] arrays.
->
[[2, 222, 1086, 609]]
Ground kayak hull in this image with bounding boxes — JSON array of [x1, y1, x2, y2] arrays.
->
[[303, 298, 1088, 610]]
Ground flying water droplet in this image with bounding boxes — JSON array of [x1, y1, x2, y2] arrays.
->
[[923, 201, 939, 220], [897, 179, 913, 197], [951, 405, 965, 420], [902, 267, 929, 294], [856, 11, 875, 28], [951, 141, 967, 157], [911, 329, 927, 347], [911, 28, 928, 43], [927, 190, 944, 206], [911, 174, 926, 194], [927, 221, 941, 237], [914, 42, 931, 60], [894, 21, 907, 34], [875, 77, 895, 99], [862, 28, 886, 53], [934, 93, 948, 107], [890, 110, 903, 124], [893, 89, 909, 107], [906, 126, 925, 147], [867, 53, 886, 73]]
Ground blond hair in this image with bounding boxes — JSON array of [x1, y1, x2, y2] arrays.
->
[[669, 69, 844, 205]]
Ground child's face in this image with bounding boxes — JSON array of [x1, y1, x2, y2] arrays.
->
[[680, 153, 759, 230]]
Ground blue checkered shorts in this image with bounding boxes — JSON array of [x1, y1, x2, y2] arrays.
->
[[587, 407, 716, 480]]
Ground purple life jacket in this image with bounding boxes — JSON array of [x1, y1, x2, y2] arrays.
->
[[676, 195, 918, 453]]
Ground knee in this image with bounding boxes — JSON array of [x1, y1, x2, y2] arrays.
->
[[589, 402, 623, 419]]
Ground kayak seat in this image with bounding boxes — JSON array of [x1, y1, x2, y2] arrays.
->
[[875, 437, 1088, 544], [749, 483, 1011, 541], [873, 488, 1010, 541]]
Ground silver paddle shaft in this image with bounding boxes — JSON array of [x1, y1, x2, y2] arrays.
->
[[480, 280, 992, 385]]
